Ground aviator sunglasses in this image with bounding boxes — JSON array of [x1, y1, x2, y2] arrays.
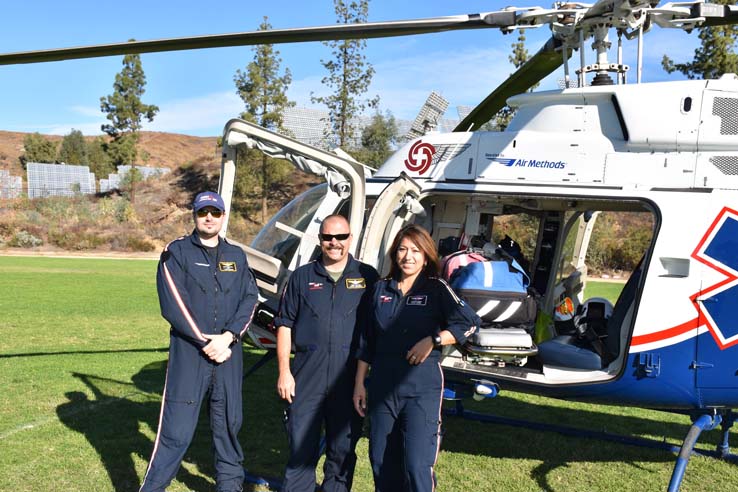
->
[[196, 208, 223, 218], [319, 233, 350, 242]]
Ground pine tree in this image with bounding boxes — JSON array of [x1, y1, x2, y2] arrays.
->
[[100, 48, 159, 167], [58, 129, 88, 166], [351, 110, 398, 168], [87, 136, 115, 180], [662, 0, 738, 79], [20, 133, 58, 168], [492, 30, 535, 131], [233, 17, 295, 224], [311, 0, 379, 148]]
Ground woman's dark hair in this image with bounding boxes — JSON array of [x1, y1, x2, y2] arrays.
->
[[387, 224, 440, 278]]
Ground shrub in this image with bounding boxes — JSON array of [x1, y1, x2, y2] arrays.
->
[[109, 231, 156, 252], [48, 227, 105, 250], [8, 230, 43, 248], [115, 200, 136, 223]]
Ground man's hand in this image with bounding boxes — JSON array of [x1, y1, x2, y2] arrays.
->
[[203, 333, 233, 363], [277, 371, 296, 403], [353, 382, 367, 417], [214, 348, 232, 363]]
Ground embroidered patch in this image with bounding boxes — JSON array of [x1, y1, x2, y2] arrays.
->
[[406, 295, 428, 306], [218, 261, 237, 272], [309, 282, 323, 290], [464, 325, 478, 337], [345, 277, 366, 289], [380, 295, 393, 303]]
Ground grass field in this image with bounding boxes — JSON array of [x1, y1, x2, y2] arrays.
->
[[1, 256, 736, 492]]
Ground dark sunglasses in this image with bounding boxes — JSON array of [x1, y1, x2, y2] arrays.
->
[[319, 233, 350, 242], [196, 209, 223, 218]]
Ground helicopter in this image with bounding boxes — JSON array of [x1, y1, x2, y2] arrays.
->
[[3, 1, 738, 490]]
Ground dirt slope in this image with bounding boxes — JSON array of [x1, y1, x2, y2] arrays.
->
[[0, 130, 220, 176]]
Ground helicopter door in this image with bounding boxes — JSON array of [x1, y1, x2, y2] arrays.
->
[[358, 172, 422, 276], [218, 118, 367, 293], [694, 212, 738, 389]]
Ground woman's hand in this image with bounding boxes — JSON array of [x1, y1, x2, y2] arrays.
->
[[406, 336, 434, 365], [353, 382, 367, 417]]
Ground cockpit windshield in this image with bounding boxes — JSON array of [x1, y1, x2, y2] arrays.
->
[[250, 184, 327, 267]]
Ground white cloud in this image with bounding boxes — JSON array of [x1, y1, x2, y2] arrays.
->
[[28, 92, 243, 137], [44, 122, 106, 136], [143, 91, 243, 135], [287, 45, 513, 121], [69, 105, 103, 118]]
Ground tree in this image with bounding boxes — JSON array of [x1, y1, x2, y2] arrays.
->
[[492, 30, 535, 131], [100, 48, 159, 167], [233, 17, 295, 223], [121, 166, 143, 204], [58, 129, 88, 166], [20, 133, 58, 168], [311, 0, 379, 148], [87, 136, 115, 180], [662, 0, 738, 79], [350, 110, 398, 168]]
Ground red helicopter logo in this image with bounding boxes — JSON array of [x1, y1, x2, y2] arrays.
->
[[404, 140, 436, 175]]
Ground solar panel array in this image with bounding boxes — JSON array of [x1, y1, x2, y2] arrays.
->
[[26, 162, 96, 198], [99, 165, 170, 193], [280, 104, 460, 150], [405, 91, 450, 141], [281, 107, 333, 148], [0, 170, 22, 199]]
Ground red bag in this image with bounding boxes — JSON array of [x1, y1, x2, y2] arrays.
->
[[440, 250, 487, 281]]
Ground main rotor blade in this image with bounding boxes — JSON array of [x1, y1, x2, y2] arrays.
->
[[0, 12, 517, 66], [454, 36, 567, 132]]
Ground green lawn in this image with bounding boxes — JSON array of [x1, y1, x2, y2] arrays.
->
[[0, 257, 735, 492]]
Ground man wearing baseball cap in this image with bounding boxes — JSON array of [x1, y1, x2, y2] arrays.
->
[[140, 191, 258, 492]]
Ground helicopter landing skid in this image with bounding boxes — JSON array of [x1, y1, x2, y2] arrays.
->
[[668, 410, 738, 492], [442, 386, 738, 492], [243, 469, 281, 491]]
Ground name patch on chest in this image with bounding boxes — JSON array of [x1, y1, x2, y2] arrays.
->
[[309, 282, 324, 290], [406, 296, 428, 306], [218, 261, 237, 272], [380, 295, 393, 303], [345, 277, 366, 289], [406, 295, 428, 306]]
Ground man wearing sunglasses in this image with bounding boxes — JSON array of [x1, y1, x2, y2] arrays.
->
[[141, 191, 258, 492], [275, 214, 379, 492]]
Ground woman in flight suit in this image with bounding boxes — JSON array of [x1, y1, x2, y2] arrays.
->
[[353, 224, 481, 492]]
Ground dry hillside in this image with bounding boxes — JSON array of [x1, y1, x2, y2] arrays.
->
[[0, 130, 318, 254], [0, 130, 220, 177]]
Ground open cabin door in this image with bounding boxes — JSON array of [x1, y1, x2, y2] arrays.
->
[[358, 172, 422, 276], [218, 118, 367, 295]]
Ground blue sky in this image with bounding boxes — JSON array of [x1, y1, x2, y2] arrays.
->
[[0, 1, 700, 137]]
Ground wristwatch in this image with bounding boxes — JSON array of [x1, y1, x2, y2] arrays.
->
[[432, 334, 443, 348]]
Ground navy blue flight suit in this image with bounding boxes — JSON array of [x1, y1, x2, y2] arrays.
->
[[140, 232, 258, 492], [357, 274, 480, 492], [275, 254, 379, 492]]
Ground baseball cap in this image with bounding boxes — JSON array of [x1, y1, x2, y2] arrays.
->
[[193, 191, 225, 212]]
